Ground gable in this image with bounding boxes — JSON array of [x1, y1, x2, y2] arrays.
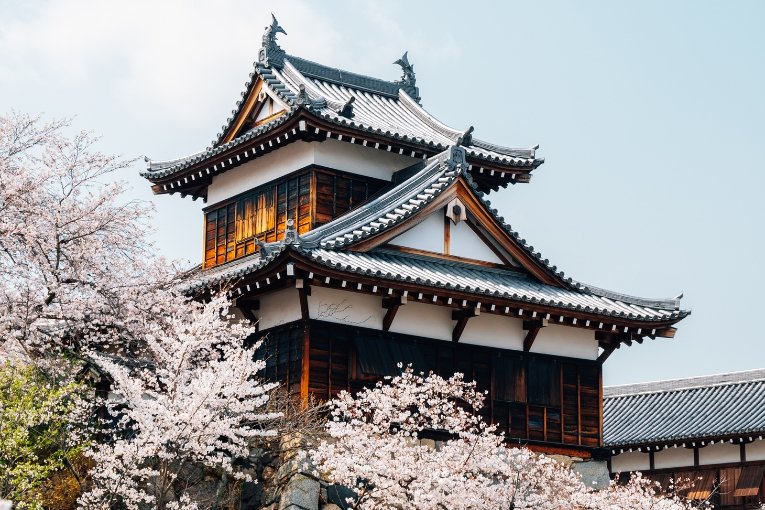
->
[[221, 78, 288, 144], [386, 201, 512, 267]]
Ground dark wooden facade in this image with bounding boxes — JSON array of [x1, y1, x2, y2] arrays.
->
[[254, 319, 603, 456], [619, 463, 765, 509], [203, 167, 387, 268]]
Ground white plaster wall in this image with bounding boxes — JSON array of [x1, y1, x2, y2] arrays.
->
[[207, 138, 418, 205], [654, 447, 695, 469], [746, 438, 765, 461], [531, 324, 598, 360], [314, 138, 418, 180], [307, 286, 383, 329], [256, 287, 302, 330], [698, 442, 740, 465], [460, 314, 524, 350], [208, 141, 314, 204], [389, 301, 454, 341], [390, 211, 444, 253], [610, 451, 650, 473], [449, 221, 503, 263]]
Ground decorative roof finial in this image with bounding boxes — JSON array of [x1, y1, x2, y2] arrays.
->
[[283, 218, 301, 247], [337, 96, 355, 118], [457, 126, 474, 147], [393, 51, 420, 103], [259, 14, 287, 67]]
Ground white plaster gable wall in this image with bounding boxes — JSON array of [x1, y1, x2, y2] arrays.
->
[[255, 287, 302, 330], [746, 438, 765, 461], [654, 447, 695, 469], [313, 138, 418, 180], [610, 451, 650, 473], [388, 301, 454, 341], [699, 442, 741, 465], [307, 286, 384, 329], [460, 314, 524, 350], [389, 211, 444, 253], [254, 97, 285, 122], [208, 141, 315, 205], [449, 220, 503, 263], [531, 324, 598, 360], [390, 211, 507, 266]]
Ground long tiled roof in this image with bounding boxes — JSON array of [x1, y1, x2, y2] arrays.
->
[[604, 370, 765, 447], [144, 24, 542, 179]]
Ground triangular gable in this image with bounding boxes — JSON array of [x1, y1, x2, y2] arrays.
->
[[387, 206, 513, 267], [350, 176, 561, 286], [220, 78, 289, 145]]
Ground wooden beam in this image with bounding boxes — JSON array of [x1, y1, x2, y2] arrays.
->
[[452, 308, 479, 342], [597, 345, 617, 363], [382, 295, 407, 331], [523, 327, 541, 352], [237, 297, 260, 324], [296, 279, 311, 321], [655, 327, 677, 338], [522, 318, 547, 352]]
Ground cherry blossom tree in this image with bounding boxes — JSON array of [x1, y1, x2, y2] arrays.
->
[[310, 367, 701, 510], [77, 294, 281, 510], [0, 112, 181, 369], [0, 113, 283, 509]]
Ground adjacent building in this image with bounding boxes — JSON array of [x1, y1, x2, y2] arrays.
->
[[141, 16, 689, 462], [605, 369, 765, 508]]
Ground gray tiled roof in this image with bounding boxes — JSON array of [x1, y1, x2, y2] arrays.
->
[[604, 370, 765, 447], [144, 48, 542, 178], [187, 145, 687, 323], [307, 248, 682, 322]]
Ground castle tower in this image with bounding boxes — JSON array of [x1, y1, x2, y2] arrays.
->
[[142, 16, 688, 461]]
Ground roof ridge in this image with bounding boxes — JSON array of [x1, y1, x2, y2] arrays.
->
[[283, 54, 401, 98], [604, 368, 765, 397]]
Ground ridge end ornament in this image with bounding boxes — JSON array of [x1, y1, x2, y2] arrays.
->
[[457, 126, 474, 147], [259, 14, 287, 67], [393, 51, 421, 103], [446, 145, 468, 172], [282, 218, 301, 247]]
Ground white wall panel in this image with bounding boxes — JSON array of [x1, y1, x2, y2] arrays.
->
[[449, 220, 503, 263], [314, 138, 417, 180], [460, 314, 524, 350], [746, 438, 765, 461], [654, 447, 695, 469], [698, 442, 740, 465], [610, 451, 650, 473], [389, 301, 453, 341], [532, 324, 598, 360], [208, 141, 314, 204], [389, 212, 444, 253], [307, 286, 383, 329], [256, 287, 302, 330]]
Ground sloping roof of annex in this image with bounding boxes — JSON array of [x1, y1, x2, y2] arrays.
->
[[186, 145, 688, 352], [604, 369, 765, 450], [142, 16, 542, 198]]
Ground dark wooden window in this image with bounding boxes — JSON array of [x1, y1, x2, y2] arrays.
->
[[252, 322, 304, 396], [204, 168, 387, 268], [641, 464, 765, 510]]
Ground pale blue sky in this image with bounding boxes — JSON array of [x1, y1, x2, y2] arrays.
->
[[1, 0, 763, 385]]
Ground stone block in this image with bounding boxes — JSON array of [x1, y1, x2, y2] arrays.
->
[[279, 474, 320, 510], [572, 460, 611, 491]]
